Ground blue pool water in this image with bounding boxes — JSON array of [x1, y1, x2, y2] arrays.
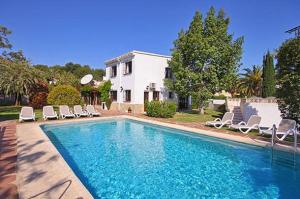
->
[[41, 119, 300, 199]]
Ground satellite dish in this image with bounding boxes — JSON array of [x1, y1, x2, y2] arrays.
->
[[80, 74, 93, 85]]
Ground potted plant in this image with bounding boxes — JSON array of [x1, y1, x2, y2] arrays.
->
[[128, 107, 132, 113]]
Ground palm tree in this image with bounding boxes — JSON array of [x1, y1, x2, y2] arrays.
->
[[0, 58, 43, 105], [238, 65, 262, 97]]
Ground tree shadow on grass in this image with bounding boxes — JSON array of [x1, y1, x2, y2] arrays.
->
[[0, 114, 19, 122]]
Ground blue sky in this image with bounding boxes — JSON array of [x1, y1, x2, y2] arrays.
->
[[1, 0, 299, 70]]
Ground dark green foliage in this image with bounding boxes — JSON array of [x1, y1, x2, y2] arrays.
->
[[92, 69, 105, 81], [277, 73, 300, 121], [0, 58, 44, 105], [212, 94, 227, 100], [0, 25, 12, 49], [166, 8, 243, 113], [262, 51, 276, 97], [276, 38, 300, 79], [2, 50, 27, 62], [29, 92, 48, 109], [276, 38, 300, 121], [33, 62, 106, 83], [80, 85, 93, 97], [47, 85, 81, 106], [146, 101, 177, 118], [98, 80, 112, 108], [191, 89, 213, 114]]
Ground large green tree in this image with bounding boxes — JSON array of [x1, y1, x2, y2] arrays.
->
[[0, 58, 43, 105], [276, 37, 300, 121], [0, 25, 45, 105], [262, 51, 276, 97], [166, 8, 243, 113], [276, 37, 300, 79], [34, 62, 105, 82]]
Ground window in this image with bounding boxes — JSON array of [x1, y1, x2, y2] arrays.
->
[[110, 91, 117, 101], [168, 92, 173, 99], [124, 61, 132, 75], [124, 90, 131, 102], [153, 91, 160, 101], [165, 67, 172, 79], [111, 65, 117, 77]]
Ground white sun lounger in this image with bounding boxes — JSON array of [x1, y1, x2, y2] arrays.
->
[[206, 112, 234, 129], [74, 105, 88, 117], [230, 115, 261, 134], [59, 105, 75, 119], [259, 119, 297, 141], [86, 105, 101, 117], [42, 106, 58, 120], [19, 107, 35, 122]]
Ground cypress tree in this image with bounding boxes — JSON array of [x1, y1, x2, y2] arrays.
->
[[262, 51, 276, 97]]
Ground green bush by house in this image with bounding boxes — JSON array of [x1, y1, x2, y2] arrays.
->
[[212, 94, 227, 100], [98, 80, 112, 109], [47, 85, 81, 106], [146, 101, 177, 118]]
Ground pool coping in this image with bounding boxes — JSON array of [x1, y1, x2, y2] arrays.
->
[[17, 116, 121, 199], [16, 115, 299, 198], [123, 116, 299, 153]]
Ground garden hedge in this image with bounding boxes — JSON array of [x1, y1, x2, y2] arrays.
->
[[146, 101, 177, 118]]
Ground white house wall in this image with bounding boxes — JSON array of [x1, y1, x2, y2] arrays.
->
[[242, 102, 282, 128], [134, 53, 170, 104], [104, 51, 175, 112]]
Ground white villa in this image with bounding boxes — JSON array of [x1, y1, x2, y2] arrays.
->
[[104, 50, 191, 113]]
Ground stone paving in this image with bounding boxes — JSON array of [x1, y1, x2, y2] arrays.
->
[[0, 121, 18, 199]]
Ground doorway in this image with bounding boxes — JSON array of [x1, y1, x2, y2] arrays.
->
[[144, 92, 149, 112], [178, 96, 188, 110]]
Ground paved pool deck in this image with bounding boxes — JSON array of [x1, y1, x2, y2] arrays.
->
[[0, 121, 18, 199], [16, 115, 299, 198]]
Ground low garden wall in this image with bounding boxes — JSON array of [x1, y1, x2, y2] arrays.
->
[[226, 97, 281, 127]]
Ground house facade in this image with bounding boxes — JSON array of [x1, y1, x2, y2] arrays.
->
[[104, 50, 190, 113]]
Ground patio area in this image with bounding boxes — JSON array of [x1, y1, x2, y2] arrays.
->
[[0, 121, 18, 199]]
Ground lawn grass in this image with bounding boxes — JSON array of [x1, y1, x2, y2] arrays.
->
[[0, 105, 223, 123], [171, 109, 223, 123], [0, 106, 47, 121]]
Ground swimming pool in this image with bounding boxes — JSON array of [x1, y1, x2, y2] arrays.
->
[[41, 119, 300, 198]]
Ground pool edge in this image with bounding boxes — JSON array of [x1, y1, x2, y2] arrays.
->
[[16, 115, 299, 198]]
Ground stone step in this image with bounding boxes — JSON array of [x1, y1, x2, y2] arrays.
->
[[233, 117, 243, 120], [233, 112, 242, 115]]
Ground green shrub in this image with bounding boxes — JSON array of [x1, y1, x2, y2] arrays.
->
[[146, 101, 177, 118], [106, 98, 112, 110], [99, 80, 112, 109], [212, 94, 227, 100], [80, 85, 93, 97], [47, 85, 81, 106], [29, 92, 48, 109]]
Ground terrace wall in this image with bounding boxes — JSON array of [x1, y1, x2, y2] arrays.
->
[[226, 97, 282, 128]]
